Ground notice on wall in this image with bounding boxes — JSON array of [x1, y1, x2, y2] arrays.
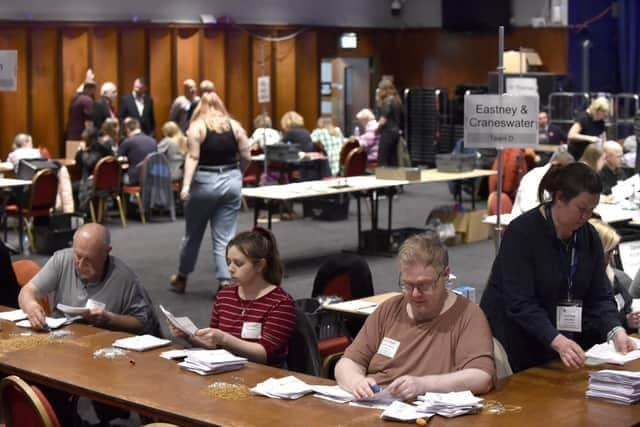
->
[[464, 94, 538, 148], [257, 75, 270, 104], [619, 241, 640, 279], [506, 77, 538, 96], [0, 50, 17, 91]]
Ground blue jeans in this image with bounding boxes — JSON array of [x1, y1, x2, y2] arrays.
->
[[178, 169, 242, 281]]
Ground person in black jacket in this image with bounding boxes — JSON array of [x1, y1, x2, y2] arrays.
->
[[93, 82, 118, 131], [119, 77, 156, 137], [0, 240, 19, 307], [480, 163, 636, 373]]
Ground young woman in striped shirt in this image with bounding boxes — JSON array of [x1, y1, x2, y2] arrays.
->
[[169, 228, 296, 366]]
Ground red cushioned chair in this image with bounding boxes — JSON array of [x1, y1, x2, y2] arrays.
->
[[487, 191, 513, 236], [0, 375, 60, 427], [339, 139, 360, 175], [12, 259, 49, 315], [3, 168, 58, 252], [90, 156, 126, 227], [343, 147, 368, 177]]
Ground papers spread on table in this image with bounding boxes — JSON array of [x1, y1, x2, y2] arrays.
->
[[159, 305, 198, 336], [309, 384, 355, 403], [586, 370, 640, 404], [112, 334, 171, 352], [348, 388, 396, 410], [0, 309, 28, 322], [251, 376, 314, 400], [178, 349, 248, 375], [414, 391, 484, 418], [380, 401, 434, 422], [585, 337, 640, 365], [15, 316, 75, 330], [325, 299, 378, 314]]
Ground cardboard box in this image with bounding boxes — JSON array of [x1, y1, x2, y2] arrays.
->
[[503, 50, 543, 73], [375, 167, 422, 181], [453, 209, 489, 243]]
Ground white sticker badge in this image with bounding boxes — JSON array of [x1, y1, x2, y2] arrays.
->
[[241, 322, 262, 339], [556, 301, 582, 333], [377, 337, 400, 359]]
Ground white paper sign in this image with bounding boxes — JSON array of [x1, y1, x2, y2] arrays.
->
[[619, 241, 640, 279], [464, 94, 539, 148], [0, 50, 17, 91], [257, 75, 270, 104], [506, 77, 538, 96]]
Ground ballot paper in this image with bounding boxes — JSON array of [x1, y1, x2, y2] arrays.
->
[[380, 401, 434, 422], [160, 349, 190, 360], [159, 305, 198, 336], [251, 376, 313, 400], [326, 299, 378, 313], [310, 384, 355, 403], [585, 337, 640, 365], [414, 391, 483, 418], [56, 304, 90, 316], [0, 309, 28, 322], [15, 316, 74, 330], [112, 334, 171, 352], [179, 349, 248, 375], [349, 388, 396, 410], [587, 370, 640, 404]]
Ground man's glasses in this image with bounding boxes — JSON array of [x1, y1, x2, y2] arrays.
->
[[398, 268, 446, 293]]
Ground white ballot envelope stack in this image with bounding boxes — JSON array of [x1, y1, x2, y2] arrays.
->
[[585, 337, 640, 365], [414, 391, 483, 418], [178, 349, 247, 375], [251, 376, 313, 400], [586, 370, 640, 404], [112, 335, 171, 352], [380, 401, 434, 422]]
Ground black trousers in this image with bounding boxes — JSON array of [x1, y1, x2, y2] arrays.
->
[[378, 128, 400, 167]]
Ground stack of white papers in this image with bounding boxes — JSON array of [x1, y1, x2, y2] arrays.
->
[[0, 309, 28, 322], [414, 391, 483, 418], [112, 335, 171, 351], [178, 349, 247, 375], [56, 303, 90, 315], [251, 376, 313, 399], [585, 337, 640, 365], [159, 305, 198, 336], [587, 370, 640, 404], [309, 385, 354, 403], [380, 401, 434, 422]]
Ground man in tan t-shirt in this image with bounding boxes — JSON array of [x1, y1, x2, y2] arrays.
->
[[335, 233, 496, 400]]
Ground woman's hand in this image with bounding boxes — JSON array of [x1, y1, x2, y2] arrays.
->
[[167, 322, 189, 340], [550, 334, 586, 369], [192, 328, 226, 349], [180, 186, 190, 201]]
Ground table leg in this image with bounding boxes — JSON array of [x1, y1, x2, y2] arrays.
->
[[471, 179, 476, 210], [267, 200, 273, 230], [356, 194, 362, 251], [253, 198, 260, 227]]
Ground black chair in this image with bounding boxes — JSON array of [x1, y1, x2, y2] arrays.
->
[[286, 305, 322, 377]]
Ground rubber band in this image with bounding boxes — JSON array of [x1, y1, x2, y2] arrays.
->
[[482, 400, 522, 415]]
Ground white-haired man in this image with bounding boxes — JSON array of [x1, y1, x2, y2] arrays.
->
[[169, 78, 200, 132], [94, 81, 118, 131]]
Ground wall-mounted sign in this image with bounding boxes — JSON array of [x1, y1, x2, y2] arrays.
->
[[0, 50, 17, 91]]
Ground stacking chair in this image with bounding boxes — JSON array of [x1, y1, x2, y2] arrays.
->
[[286, 305, 323, 377], [342, 147, 368, 177], [0, 375, 61, 427], [12, 259, 49, 314], [339, 139, 360, 173], [493, 338, 513, 380], [3, 168, 58, 251], [90, 156, 126, 227]]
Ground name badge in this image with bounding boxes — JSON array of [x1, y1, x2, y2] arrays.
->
[[614, 294, 625, 312], [377, 337, 400, 359], [241, 322, 262, 339], [556, 300, 582, 333]]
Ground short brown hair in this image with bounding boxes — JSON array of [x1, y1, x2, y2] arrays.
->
[[227, 228, 284, 285], [398, 232, 448, 271], [281, 111, 304, 131]]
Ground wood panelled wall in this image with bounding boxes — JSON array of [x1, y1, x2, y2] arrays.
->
[[0, 24, 567, 159]]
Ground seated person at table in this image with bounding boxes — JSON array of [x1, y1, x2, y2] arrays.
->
[[311, 115, 344, 176], [599, 140, 628, 195], [281, 111, 329, 181], [587, 219, 639, 342], [5, 133, 41, 170], [511, 148, 574, 217], [170, 228, 296, 367], [481, 163, 635, 374], [335, 233, 495, 400], [117, 117, 157, 185], [75, 128, 114, 213], [0, 240, 20, 308], [354, 108, 379, 162], [250, 113, 281, 150], [19, 223, 158, 334]]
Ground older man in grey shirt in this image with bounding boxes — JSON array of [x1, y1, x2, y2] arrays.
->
[[19, 223, 157, 334]]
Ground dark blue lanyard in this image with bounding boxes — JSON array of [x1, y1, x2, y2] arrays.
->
[[546, 205, 578, 300]]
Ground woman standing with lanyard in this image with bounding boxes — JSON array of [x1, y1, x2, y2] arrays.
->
[[480, 163, 635, 373], [375, 79, 403, 167], [170, 92, 251, 293]]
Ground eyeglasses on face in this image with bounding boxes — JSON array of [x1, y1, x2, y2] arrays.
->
[[398, 268, 446, 293]]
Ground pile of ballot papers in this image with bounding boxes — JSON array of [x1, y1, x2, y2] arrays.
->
[[251, 376, 313, 399], [585, 337, 640, 365], [586, 370, 640, 404], [178, 349, 247, 375], [414, 391, 483, 418]]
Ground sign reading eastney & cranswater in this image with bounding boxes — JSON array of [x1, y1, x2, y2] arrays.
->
[[464, 94, 538, 148]]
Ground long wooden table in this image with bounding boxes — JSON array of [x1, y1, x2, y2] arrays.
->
[[1, 315, 639, 426]]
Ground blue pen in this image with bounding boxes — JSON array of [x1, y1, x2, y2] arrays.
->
[[370, 384, 381, 393]]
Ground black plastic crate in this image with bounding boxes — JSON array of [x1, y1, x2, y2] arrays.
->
[[32, 213, 84, 255]]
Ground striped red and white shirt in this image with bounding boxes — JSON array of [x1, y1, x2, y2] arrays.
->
[[210, 285, 296, 366]]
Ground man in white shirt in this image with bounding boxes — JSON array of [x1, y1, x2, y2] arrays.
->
[[6, 134, 41, 171], [169, 78, 200, 133], [511, 148, 574, 217]]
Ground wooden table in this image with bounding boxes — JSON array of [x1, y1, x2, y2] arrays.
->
[[0, 314, 639, 426]]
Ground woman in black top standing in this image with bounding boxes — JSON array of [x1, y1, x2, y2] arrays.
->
[[567, 97, 609, 161], [375, 79, 403, 167], [480, 163, 635, 373], [170, 92, 251, 293]]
